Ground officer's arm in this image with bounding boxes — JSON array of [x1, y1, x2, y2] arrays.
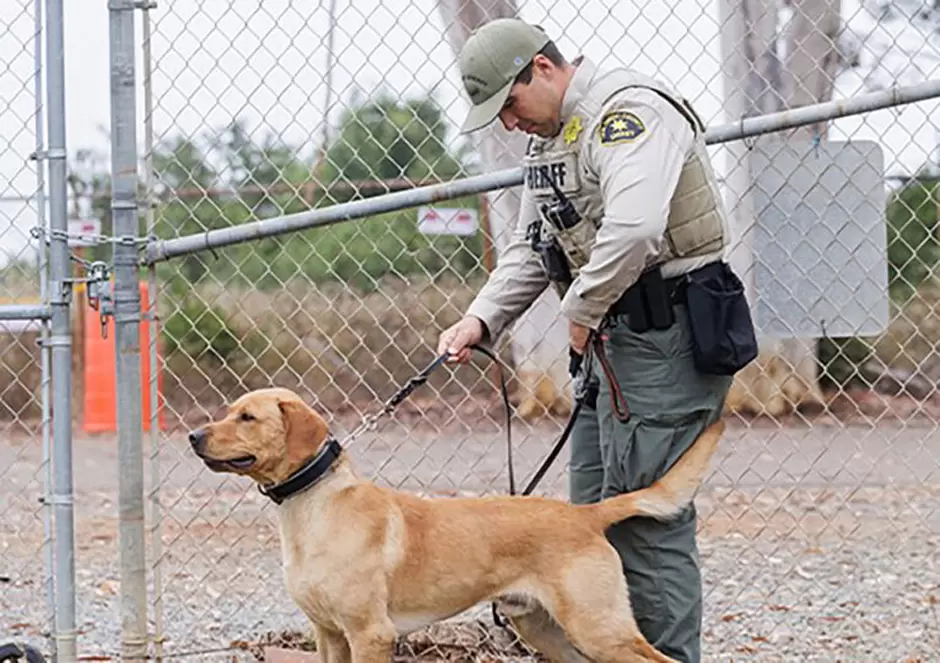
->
[[465, 185, 550, 342], [560, 89, 695, 330]]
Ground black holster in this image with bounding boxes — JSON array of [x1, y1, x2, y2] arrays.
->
[[611, 267, 677, 333]]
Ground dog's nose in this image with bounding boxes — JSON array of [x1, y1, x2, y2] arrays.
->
[[188, 428, 207, 453]]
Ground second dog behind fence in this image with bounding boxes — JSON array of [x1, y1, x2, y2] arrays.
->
[[186, 386, 725, 663]]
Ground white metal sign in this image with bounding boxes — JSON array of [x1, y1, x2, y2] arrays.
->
[[417, 206, 478, 236], [749, 137, 889, 338]]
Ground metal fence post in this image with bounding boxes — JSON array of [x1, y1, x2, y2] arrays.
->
[[108, 0, 148, 659], [42, 0, 76, 660], [32, 0, 56, 654], [140, 2, 165, 659]]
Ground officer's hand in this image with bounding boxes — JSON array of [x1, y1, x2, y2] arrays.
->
[[568, 320, 592, 355], [437, 316, 484, 364]]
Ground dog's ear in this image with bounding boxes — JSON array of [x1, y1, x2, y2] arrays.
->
[[278, 399, 329, 465]]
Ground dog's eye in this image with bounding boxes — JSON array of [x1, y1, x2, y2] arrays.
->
[[239, 412, 255, 422]]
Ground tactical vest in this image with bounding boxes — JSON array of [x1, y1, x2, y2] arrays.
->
[[522, 65, 729, 291]]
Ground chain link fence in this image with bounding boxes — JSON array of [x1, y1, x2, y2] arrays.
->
[[1, 0, 77, 660], [0, 0, 51, 650], [3, 0, 940, 661]]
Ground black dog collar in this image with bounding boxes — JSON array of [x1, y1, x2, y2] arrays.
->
[[258, 437, 343, 505]]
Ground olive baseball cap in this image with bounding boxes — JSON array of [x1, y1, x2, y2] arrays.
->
[[458, 19, 551, 133]]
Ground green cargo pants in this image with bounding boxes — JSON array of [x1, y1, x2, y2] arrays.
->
[[568, 304, 732, 663]]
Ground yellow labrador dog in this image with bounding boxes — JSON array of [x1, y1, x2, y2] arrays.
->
[[187, 387, 723, 663]]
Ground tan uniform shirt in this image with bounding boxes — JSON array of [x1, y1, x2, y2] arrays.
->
[[467, 57, 722, 341]]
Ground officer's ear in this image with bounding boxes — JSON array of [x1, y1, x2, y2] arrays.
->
[[531, 54, 555, 78]]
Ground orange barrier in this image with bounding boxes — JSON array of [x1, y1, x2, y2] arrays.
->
[[83, 281, 166, 433]]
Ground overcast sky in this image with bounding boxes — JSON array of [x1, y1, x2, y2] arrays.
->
[[2, 0, 940, 271]]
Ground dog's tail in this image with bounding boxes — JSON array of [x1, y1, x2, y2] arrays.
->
[[583, 419, 724, 530]]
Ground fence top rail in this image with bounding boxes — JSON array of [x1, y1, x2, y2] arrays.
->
[[142, 77, 940, 266]]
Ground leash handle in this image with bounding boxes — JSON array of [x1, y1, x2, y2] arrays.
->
[[592, 333, 630, 423]]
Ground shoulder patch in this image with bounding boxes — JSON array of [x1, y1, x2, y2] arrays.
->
[[597, 111, 646, 146]]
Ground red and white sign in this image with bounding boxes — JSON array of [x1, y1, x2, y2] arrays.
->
[[417, 206, 478, 236], [68, 217, 101, 247]]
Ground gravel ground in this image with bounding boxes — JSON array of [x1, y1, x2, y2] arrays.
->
[[2, 414, 938, 662]]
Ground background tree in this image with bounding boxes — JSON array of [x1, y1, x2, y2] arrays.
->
[[317, 88, 469, 201]]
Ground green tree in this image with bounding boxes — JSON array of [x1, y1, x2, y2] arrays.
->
[[208, 119, 312, 213], [152, 135, 218, 191], [317, 88, 472, 203], [288, 89, 481, 292], [885, 176, 940, 301]]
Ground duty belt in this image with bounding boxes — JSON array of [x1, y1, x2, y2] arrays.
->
[[608, 270, 686, 318], [606, 261, 724, 327]]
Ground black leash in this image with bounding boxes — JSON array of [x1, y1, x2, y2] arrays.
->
[[361, 337, 605, 496], [517, 334, 597, 496], [348, 342, 578, 498], [466, 343, 516, 495], [478, 335, 600, 630], [342, 344, 516, 492]]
